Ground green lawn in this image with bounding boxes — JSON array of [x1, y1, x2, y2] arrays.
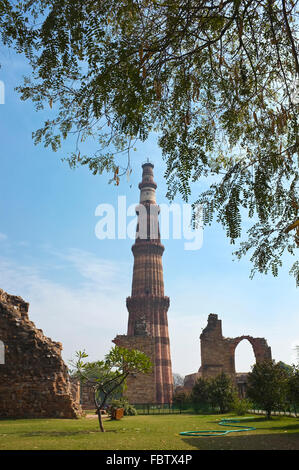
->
[[0, 413, 298, 450]]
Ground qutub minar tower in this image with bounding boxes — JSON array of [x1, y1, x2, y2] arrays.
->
[[114, 162, 173, 404]]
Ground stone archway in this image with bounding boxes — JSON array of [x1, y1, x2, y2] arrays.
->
[[230, 335, 272, 374], [233, 337, 256, 373], [198, 314, 272, 379], [184, 314, 272, 393]]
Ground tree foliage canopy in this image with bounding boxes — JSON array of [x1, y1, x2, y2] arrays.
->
[[288, 365, 299, 406], [1, 0, 298, 282], [191, 377, 211, 403], [247, 359, 289, 418], [191, 372, 236, 412]]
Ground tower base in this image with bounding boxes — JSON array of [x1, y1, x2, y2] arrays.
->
[[113, 335, 157, 404]]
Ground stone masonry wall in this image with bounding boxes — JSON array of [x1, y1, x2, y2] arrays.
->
[[184, 313, 272, 390], [0, 289, 81, 418], [69, 379, 95, 411], [113, 335, 156, 404], [198, 313, 272, 380]]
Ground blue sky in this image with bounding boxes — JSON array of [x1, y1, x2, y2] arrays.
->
[[0, 46, 298, 377]]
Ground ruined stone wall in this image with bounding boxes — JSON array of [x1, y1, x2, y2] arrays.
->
[[183, 372, 201, 391], [183, 313, 272, 390], [69, 379, 95, 411], [80, 383, 96, 410], [199, 313, 272, 380], [0, 289, 81, 419], [69, 379, 81, 407], [199, 314, 231, 378], [113, 334, 156, 404]]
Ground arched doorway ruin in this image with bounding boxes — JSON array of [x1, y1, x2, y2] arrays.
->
[[183, 314, 273, 396], [234, 338, 256, 373], [198, 315, 272, 379], [230, 335, 272, 374]]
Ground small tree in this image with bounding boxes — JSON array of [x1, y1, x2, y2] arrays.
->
[[232, 397, 253, 416], [277, 361, 293, 375], [208, 373, 236, 414], [288, 365, 299, 413], [71, 346, 151, 432], [190, 374, 236, 413], [247, 360, 289, 419], [191, 378, 210, 405]]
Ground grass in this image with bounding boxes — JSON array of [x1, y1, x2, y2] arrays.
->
[[0, 413, 298, 450]]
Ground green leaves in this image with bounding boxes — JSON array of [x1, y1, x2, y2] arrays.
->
[[71, 346, 152, 389], [191, 373, 236, 413], [1, 0, 298, 283], [105, 346, 152, 375], [70, 345, 151, 430], [247, 360, 290, 418]]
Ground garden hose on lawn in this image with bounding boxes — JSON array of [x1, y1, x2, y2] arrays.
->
[[180, 418, 256, 437]]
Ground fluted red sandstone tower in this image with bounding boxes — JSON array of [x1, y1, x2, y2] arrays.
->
[[113, 162, 173, 404]]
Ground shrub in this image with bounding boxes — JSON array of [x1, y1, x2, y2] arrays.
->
[[124, 404, 138, 416], [232, 397, 253, 416], [108, 398, 137, 417], [247, 360, 289, 419], [288, 365, 299, 410], [208, 373, 236, 413], [190, 373, 236, 413], [191, 378, 210, 404], [172, 390, 190, 406]]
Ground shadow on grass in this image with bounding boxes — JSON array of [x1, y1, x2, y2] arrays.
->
[[8, 430, 118, 438], [181, 433, 299, 450], [206, 417, 268, 424], [206, 416, 299, 431]]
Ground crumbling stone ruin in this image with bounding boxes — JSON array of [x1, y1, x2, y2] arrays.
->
[[69, 378, 96, 410], [0, 289, 81, 419], [184, 313, 272, 394]]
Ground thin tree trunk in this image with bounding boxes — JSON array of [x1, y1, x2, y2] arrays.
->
[[94, 389, 105, 432], [97, 407, 105, 432]]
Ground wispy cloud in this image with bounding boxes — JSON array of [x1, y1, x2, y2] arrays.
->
[[0, 233, 7, 241], [0, 245, 298, 376], [52, 247, 130, 289], [0, 249, 130, 366]]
